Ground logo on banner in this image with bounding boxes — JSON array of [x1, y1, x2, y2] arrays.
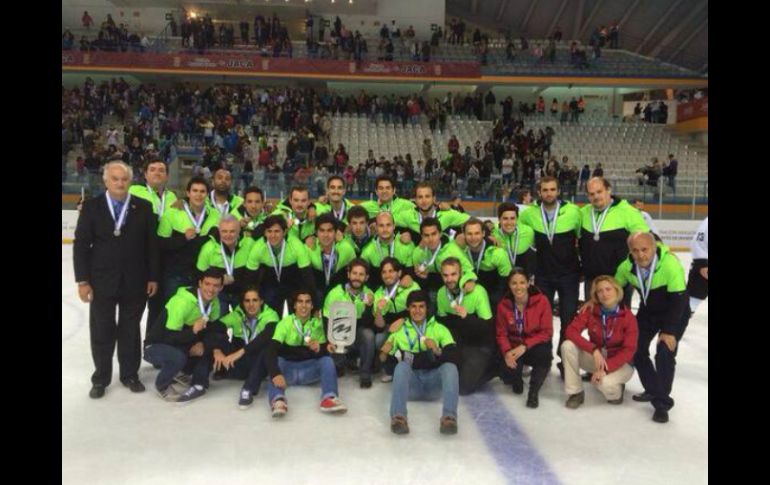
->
[[226, 59, 254, 69]]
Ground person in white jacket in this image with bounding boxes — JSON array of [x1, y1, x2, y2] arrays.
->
[[687, 217, 708, 313]]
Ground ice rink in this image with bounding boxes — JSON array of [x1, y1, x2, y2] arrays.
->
[[62, 244, 707, 485]]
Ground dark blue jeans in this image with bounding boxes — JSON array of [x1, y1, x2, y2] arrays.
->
[[219, 343, 269, 395], [536, 272, 580, 359], [144, 343, 212, 390]]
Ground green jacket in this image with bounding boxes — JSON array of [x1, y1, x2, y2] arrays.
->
[[129, 184, 177, 219]]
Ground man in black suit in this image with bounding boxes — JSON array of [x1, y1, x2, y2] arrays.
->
[[74, 161, 160, 399]]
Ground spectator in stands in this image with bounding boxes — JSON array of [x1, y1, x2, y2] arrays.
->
[[579, 164, 591, 191], [569, 98, 579, 123], [82, 11, 93, 29], [663, 154, 678, 196], [63, 30, 75, 50], [609, 23, 620, 49], [546, 39, 556, 63], [448, 135, 460, 155], [560, 100, 569, 125], [592, 163, 604, 178]]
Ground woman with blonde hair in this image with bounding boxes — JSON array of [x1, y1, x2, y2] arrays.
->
[[561, 275, 638, 408]]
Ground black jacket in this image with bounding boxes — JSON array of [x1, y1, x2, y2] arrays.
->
[[74, 193, 159, 297]]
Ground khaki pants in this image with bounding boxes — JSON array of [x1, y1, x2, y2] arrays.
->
[[561, 340, 634, 400]]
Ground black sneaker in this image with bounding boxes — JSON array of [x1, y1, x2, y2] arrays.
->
[[632, 392, 654, 402], [652, 409, 669, 423], [89, 384, 106, 399], [176, 385, 206, 405], [526, 392, 539, 408], [121, 377, 146, 393], [360, 377, 372, 389], [238, 389, 253, 410], [511, 378, 524, 394]]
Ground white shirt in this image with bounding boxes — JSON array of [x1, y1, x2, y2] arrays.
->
[[691, 217, 708, 261], [501, 158, 514, 175], [640, 211, 660, 237]]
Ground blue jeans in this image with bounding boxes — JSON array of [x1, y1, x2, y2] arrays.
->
[[143, 343, 212, 390], [390, 361, 459, 418], [267, 356, 339, 404], [357, 328, 388, 379], [536, 272, 580, 359]]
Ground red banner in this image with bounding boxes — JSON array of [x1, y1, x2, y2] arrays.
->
[[61, 51, 480, 79], [677, 97, 708, 122]]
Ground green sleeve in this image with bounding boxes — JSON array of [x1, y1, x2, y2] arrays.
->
[[666, 258, 687, 293], [292, 238, 311, 268], [627, 204, 651, 233], [448, 209, 470, 228], [196, 241, 213, 271], [436, 324, 456, 347], [322, 290, 334, 318], [473, 287, 493, 319], [614, 261, 630, 287], [157, 210, 174, 237], [246, 239, 262, 270], [313, 318, 327, 344], [165, 297, 189, 331], [494, 247, 513, 277], [272, 318, 290, 344]]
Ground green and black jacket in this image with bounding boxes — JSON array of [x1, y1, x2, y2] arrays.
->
[[615, 244, 687, 335], [519, 200, 581, 278]]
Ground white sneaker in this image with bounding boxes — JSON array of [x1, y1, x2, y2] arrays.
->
[[156, 385, 180, 402], [381, 374, 394, 383], [320, 396, 348, 414], [271, 399, 288, 418]]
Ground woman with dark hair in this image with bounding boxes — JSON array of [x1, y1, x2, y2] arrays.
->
[[495, 268, 553, 408], [561, 275, 637, 409]]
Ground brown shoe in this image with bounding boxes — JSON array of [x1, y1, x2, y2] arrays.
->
[[440, 415, 458, 435], [391, 415, 409, 434], [565, 391, 585, 409]]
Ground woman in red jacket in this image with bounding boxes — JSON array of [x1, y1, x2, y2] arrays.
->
[[496, 268, 554, 408], [561, 275, 637, 408]]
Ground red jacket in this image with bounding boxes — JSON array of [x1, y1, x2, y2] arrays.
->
[[496, 292, 553, 354], [565, 304, 638, 373]]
